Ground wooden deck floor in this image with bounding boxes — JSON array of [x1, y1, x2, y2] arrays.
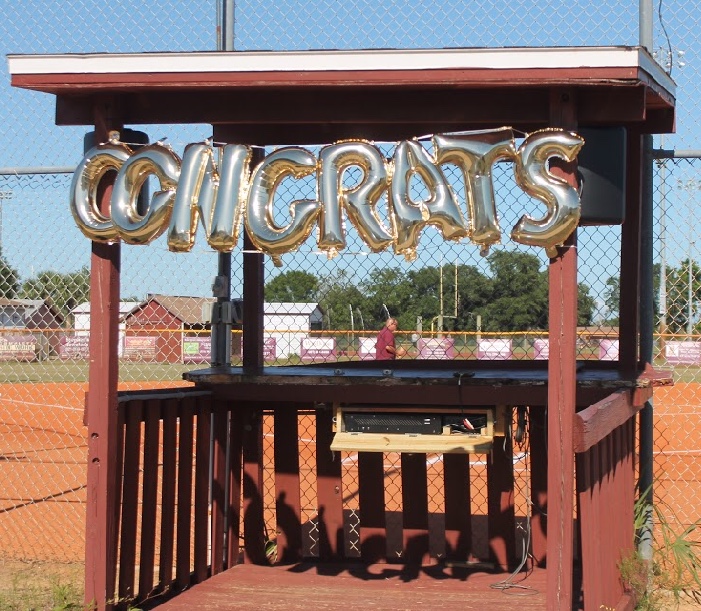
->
[[144, 563, 578, 610]]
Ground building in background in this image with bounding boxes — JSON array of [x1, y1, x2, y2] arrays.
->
[[0, 298, 64, 360], [71, 301, 140, 358]]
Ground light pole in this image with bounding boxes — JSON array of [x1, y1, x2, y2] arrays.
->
[[653, 48, 685, 352], [676, 178, 701, 338]]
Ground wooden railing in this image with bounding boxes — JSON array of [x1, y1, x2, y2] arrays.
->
[[575, 390, 641, 611], [112, 387, 642, 610], [112, 390, 530, 608], [114, 389, 215, 607]]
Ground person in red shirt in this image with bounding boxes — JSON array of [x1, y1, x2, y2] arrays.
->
[[375, 317, 406, 360]]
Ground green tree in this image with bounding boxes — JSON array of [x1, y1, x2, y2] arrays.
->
[[20, 267, 90, 318], [359, 267, 414, 330], [317, 269, 366, 330], [577, 283, 596, 327], [482, 251, 549, 331], [603, 263, 661, 326], [665, 258, 701, 335], [264, 270, 319, 302], [0, 248, 19, 298]]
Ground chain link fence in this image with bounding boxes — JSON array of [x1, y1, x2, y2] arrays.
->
[[0, 0, 699, 589]]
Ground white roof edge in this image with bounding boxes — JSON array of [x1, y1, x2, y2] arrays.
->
[[5, 46, 674, 91]]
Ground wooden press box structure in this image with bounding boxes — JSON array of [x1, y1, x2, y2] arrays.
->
[[9, 45, 675, 610]]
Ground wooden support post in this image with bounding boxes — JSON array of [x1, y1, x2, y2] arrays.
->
[[242, 403, 266, 564], [487, 434, 515, 569], [242, 150, 265, 371], [443, 454, 471, 561], [546, 88, 578, 611], [274, 406, 303, 562], [620, 129, 643, 373], [358, 452, 387, 562], [315, 405, 345, 560], [529, 407, 548, 566], [85, 106, 122, 611]]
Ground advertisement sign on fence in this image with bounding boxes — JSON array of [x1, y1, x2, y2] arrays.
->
[[0, 334, 37, 361], [533, 338, 549, 360], [183, 336, 211, 363], [59, 335, 90, 359], [665, 340, 701, 365], [300, 337, 336, 361], [358, 337, 377, 360], [417, 337, 455, 359], [123, 336, 157, 360], [598, 339, 620, 361], [263, 337, 277, 361], [477, 339, 513, 360]]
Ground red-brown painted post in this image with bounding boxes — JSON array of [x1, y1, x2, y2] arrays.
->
[[620, 130, 643, 373], [85, 106, 122, 611], [546, 89, 578, 610], [242, 150, 265, 371], [315, 406, 344, 560], [273, 406, 303, 562]]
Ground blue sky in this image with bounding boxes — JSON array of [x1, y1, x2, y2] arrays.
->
[[1, 1, 699, 307]]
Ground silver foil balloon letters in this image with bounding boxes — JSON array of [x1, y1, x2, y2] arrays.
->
[[110, 144, 181, 245], [512, 130, 584, 257], [245, 147, 322, 263], [391, 140, 468, 261], [318, 141, 393, 256], [69, 128, 585, 261], [434, 129, 516, 253]]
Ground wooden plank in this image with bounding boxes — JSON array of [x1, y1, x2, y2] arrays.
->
[[358, 452, 386, 562], [84, 110, 121, 611], [227, 408, 244, 568], [274, 406, 303, 563], [211, 400, 229, 575], [573, 390, 642, 453], [238, 144, 266, 371], [175, 398, 195, 590], [401, 453, 429, 563], [315, 405, 344, 560], [138, 400, 161, 598], [118, 400, 143, 601], [619, 129, 643, 372], [145, 561, 551, 611], [158, 399, 178, 590], [545, 87, 578, 611], [331, 432, 492, 454], [242, 403, 266, 564], [193, 395, 212, 583], [528, 407, 548, 567], [576, 450, 600, 610], [443, 453, 471, 560], [487, 434, 515, 570], [599, 437, 612, 605]]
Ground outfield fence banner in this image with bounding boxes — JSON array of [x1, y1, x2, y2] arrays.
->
[[0, 334, 38, 361], [358, 337, 377, 360], [123, 336, 158, 360], [533, 338, 549, 360], [59, 335, 90, 359], [477, 339, 513, 360], [300, 337, 337, 361], [664, 340, 701, 365], [417, 337, 455, 360], [182, 335, 211, 363], [263, 336, 277, 361], [598, 339, 620, 361]]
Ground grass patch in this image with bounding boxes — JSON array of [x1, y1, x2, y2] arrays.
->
[[621, 487, 701, 610], [0, 561, 84, 611]]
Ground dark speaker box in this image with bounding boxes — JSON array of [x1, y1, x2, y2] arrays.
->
[[577, 127, 627, 226]]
